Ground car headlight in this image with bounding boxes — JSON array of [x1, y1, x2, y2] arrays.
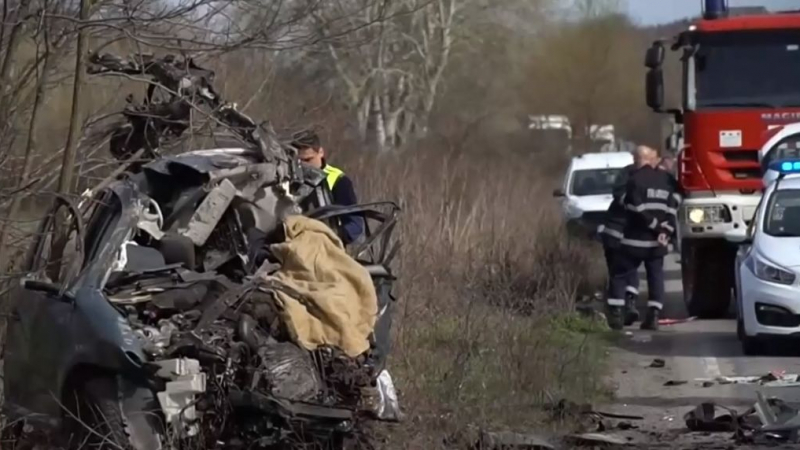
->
[[753, 256, 796, 285], [685, 205, 730, 224]]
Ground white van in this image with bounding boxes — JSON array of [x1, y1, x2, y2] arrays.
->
[[552, 151, 634, 236]]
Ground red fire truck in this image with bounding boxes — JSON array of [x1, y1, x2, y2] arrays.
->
[[644, 0, 800, 318]]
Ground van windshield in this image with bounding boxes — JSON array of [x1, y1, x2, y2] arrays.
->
[[570, 168, 624, 196], [764, 189, 800, 237]]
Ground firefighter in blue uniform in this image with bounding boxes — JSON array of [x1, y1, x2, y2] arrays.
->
[[291, 130, 363, 244], [607, 146, 679, 331], [598, 162, 641, 326]]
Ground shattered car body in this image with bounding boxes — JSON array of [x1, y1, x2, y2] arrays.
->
[[2, 54, 400, 450]]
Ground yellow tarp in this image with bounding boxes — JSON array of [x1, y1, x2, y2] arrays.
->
[[260, 215, 378, 358]]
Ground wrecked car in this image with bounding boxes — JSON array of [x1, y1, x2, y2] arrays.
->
[[1, 54, 401, 449]]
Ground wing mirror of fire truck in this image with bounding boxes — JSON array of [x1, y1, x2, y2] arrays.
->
[[644, 41, 665, 69], [645, 68, 664, 111]]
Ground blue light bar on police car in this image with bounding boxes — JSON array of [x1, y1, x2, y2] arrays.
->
[[768, 159, 800, 174]]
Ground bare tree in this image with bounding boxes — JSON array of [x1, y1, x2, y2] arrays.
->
[[310, 0, 463, 152]]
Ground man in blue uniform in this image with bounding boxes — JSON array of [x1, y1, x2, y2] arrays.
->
[[607, 146, 679, 331], [291, 130, 363, 244], [598, 162, 641, 326]]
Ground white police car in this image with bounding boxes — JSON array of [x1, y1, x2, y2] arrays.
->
[[735, 126, 800, 355]]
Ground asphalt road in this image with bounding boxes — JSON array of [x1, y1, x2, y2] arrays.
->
[[595, 254, 800, 449]]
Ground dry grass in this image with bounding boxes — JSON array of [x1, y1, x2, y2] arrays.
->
[[336, 146, 614, 448]]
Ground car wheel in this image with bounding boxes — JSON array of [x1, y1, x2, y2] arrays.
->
[[736, 317, 745, 341], [737, 316, 764, 355], [741, 336, 765, 356], [683, 241, 735, 319], [64, 375, 163, 450]]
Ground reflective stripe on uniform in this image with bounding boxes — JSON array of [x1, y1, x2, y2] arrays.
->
[[599, 226, 624, 240], [621, 238, 660, 248], [647, 300, 663, 310], [661, 222, 675, 233], [323, 164, 344, 191], [626, 203, 677, 215], [626, 286, 639, 295], [672, 193, 683, 203], [648, 218, 658, 229], [607, 298, 625, 306]]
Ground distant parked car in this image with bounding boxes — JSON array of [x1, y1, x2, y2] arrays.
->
[[552, 151, 634, 238]]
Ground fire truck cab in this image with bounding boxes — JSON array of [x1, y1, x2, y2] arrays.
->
[[645, 0, 800, 318]]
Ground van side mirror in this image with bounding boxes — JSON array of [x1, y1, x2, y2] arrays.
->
[[646, 68, 664, 111], [645, 42, 665, 69], [552, 188, 565, 197]]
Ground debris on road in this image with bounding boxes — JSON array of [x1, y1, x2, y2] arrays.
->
[[616, 422, 637, 430], [752, 391, 800, 442], [593, 411, 645, 421], [663, 380, 688, 386], [681, 394, 800, 444], [695, 372, 800, 387], [657, 316, 697, 326], [545, 399, 644, 424], [684, 402, 740, 432], [649, 358, 666, 368]]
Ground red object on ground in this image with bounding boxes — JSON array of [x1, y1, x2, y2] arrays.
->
[[658, 317, 698, 326]]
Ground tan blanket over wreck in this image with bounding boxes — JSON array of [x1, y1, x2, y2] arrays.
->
[[261, 215, 378, 358]]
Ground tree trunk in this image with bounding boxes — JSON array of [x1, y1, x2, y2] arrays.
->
[[0, 3, 29, 145], [373, 94, 388, 153], [0, 19, 54, 271], [57, 0, 90, 196]]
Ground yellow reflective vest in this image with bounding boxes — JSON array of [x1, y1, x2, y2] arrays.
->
[[323, 164, 344, 191]]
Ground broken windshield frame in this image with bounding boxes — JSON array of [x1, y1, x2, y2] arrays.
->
[[690, 29, 800, 109]]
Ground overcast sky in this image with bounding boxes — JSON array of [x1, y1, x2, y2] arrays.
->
[[626, 0, 800, 25]]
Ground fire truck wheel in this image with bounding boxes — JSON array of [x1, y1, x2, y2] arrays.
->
[[682, 241, 735, 319]]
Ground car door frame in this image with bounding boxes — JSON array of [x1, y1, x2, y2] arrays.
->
[[3, 195, 86, 423]]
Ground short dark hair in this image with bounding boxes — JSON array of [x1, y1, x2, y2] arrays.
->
[[290, 129, 321, 151]]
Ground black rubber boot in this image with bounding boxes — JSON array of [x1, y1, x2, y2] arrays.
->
[[607, 306, 625, 330], [640, 307, 660, 331], [624, 294, 640, 326]]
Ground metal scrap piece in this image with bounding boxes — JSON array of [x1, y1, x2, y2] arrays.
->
[[193, 284, 249, 333], [208, 163, 278, 198], [756, 392, 800, 440], [684, 402, 739, 432], [176, 178, 236, 246]]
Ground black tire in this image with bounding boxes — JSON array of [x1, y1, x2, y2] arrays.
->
[[738, 317, 765, 356], [742, 336, 765, 356], [683, 240, 735, 319], [65, 375, 163, 450]]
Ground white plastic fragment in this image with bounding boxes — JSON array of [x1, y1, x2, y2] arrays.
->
[[376, 370, 403, 422], [137, 198, 165, 240], [153, 358, 206, 437]]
